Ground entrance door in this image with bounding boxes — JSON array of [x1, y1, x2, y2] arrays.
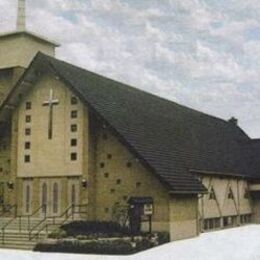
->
[[129, 204, 142, 234], [40, 180, 61, 216]]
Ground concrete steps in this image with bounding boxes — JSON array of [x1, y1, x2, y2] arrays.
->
[[0, 217, 69, 250]]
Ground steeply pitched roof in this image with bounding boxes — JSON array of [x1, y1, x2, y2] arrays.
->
[[240, 139, 260, 178], [2, 52, 259, 193]]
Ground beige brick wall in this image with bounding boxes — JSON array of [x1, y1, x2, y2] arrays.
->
[[94, 126, 170, 232], [16, 74, 85, 178], [0, 34, 55, 70], [169, 195, 198, 241]]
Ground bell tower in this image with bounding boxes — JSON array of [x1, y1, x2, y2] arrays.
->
[[0, 0, 60, 103]]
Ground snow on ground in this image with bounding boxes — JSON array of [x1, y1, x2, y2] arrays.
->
[[1, 225, 260, 260]]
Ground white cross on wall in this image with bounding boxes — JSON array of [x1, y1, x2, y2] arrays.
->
[[42, 89, 59, 139]]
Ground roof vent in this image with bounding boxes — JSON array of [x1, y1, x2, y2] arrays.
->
[[228, 117, 238, 126]]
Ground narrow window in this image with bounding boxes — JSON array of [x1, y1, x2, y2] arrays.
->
[[71, 124, 77, 132], [25, 142, 31, 150], [100, 162, 105, 168], [24, 155, 30, 163], [25, 102, 31, 110], [104, 172, 109, 178], [41, 183, 47, 213], [71, 184, 76, 206], [25, 185, 31, 213], [116, 179, 121, 185], [25, 128, 31, 136], [107, 154, 112, 159], [136, 182, 141, 188], [71, 97, 78, 105], [126, 162, 132, 168], [53, 183, 59, 214], [71, 139, 77, 147], [71, 153, 77, 161], [71, 110, 78, 119], [25, 115, 31, 123]]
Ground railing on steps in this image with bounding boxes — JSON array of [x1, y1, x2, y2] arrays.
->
[[29, 204, 88, 241], [17, 204, 47, 232], [0, 204, 17, 244]]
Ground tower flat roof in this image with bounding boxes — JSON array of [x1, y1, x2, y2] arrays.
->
[[0, 30, 60, 47]]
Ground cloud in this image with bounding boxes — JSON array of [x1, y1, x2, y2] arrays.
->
[[0, 0, 260, 138]]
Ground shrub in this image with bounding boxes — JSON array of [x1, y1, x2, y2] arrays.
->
[[157, 232, 170, 245], [34, 238, 152, 255], [60, 221, 130, 237], [48, 229, 67, 239]]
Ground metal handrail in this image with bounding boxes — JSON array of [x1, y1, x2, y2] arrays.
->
[[18, 204, 46, 232], [1, 216, 16, 244], [29, 204, 73, 241], [29, 204, 88, 241]]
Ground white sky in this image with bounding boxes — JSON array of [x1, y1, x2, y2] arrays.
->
[[1, 0, 260, 138]]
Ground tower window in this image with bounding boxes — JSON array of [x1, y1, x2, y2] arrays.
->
[[71, 124, 78, 132], [71, 97, 78, 105], [25, 142, 31, 150], [25, 115, 31, 123], [71, 110, 78, 119], [107, 154, 112, 159], [71, 139, 77, 147], [25, 102, 31, 110], [110, 189, 115, 193], [71, 153, 77, 161], [25, 128, 31, 136], [104, 172, 109, 178], [24, 155, 30, 163], [116, 179, 121, 185]]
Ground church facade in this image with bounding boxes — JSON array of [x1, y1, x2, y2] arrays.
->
[[0, 0, 260, 243]]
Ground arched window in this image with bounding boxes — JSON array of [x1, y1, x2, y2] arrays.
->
[[42, 183, 47, 213], [25, 185, 30, 213], [71, 184, 76, 206], [53, 183, 59, 214]]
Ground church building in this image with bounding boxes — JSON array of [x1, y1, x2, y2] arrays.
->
[[0, 0, 260, 245]]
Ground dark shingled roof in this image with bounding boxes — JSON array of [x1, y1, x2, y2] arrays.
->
[[2, 52, 260, 193]]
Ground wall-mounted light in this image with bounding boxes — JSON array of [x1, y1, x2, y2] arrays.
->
[[7, 181, 14, 189], [82, 179, 88, 188]]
